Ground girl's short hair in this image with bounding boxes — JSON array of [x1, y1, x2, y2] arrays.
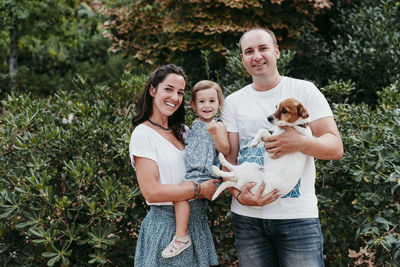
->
[[191, 80, 224, 105]]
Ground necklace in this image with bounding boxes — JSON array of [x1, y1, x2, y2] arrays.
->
[[148, 119, 171, 131]]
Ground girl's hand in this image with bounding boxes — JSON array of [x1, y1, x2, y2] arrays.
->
[[206, 120, 219, 135], [207, 121, 230, 155], [199, 179, 220, 200]]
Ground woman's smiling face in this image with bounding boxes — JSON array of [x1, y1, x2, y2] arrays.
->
[[150, 73, 186, 118]]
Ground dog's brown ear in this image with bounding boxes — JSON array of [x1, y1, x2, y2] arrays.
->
[[297, 104, 309, 119]]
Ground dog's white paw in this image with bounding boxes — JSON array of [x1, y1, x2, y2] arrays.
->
[[248, 140, 258, 148], [218, 152, 225, 162], [212, 165, 221, 176]]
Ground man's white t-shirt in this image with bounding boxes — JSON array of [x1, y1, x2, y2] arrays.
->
[[220, 76, 333, 219], [129, 124, 187, 206]]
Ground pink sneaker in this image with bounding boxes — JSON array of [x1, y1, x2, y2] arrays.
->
[[161, 235, 192, 258]]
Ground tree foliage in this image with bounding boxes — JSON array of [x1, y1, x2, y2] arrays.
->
[[101, 0, 332, 66], [0, 0, 127, 96], [0, 0, 75, 87], [292, 0, 400, 104], [0, 0, 74, 37]]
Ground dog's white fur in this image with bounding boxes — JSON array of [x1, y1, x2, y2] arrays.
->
[[211, 98, 312, 201]]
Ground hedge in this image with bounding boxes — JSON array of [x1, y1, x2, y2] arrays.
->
[[1, 74, 399, 266]]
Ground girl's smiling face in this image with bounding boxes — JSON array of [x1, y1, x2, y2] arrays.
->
[[191, 88, 220, 123]]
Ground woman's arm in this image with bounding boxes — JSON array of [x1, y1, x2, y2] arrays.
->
[[207, 120, 230, 155], [134, 156, 219, 203]]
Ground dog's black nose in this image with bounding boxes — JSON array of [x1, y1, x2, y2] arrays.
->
[[267, 116, 273, 122]]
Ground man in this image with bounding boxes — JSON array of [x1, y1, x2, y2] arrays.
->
[[220, 27, 343, 267]]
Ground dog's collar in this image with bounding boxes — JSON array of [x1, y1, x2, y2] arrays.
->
[[297, 122, 309, 128]]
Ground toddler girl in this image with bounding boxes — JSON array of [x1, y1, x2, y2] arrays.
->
[[161, 80, 229, 258]]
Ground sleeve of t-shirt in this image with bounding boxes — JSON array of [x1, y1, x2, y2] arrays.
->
[[305, 84, 333, 123], [129, 126, 157, 169], [220, 95, 239, 133]]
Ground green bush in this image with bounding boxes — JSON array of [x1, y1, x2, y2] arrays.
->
[[317, 81, 400, 266], [1, 56, 399, 266], [0, 75, 143, 266]]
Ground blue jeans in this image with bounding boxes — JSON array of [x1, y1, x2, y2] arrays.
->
[[232, 213, 325, 267]]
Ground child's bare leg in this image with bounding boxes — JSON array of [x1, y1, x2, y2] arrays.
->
[[173, 200, 190, 237], [161, 196, 192, 258]]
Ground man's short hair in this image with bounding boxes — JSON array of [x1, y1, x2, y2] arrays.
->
[[239, 27, 277, 53]]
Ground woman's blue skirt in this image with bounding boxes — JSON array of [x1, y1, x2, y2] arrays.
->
[[134, 199, 219, 267]]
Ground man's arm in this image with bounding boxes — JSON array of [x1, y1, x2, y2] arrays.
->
[[264, 116, 343, 160]]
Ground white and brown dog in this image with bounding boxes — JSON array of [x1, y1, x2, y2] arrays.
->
[[211, 98, 312, 201]]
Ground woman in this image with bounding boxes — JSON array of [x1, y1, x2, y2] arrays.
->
[[129, 64, 220, 266]]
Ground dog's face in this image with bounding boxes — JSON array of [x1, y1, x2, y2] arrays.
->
[[268, 98, 309, 125]]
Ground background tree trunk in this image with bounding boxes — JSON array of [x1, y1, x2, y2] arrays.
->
[[9, 25, 17, 90]]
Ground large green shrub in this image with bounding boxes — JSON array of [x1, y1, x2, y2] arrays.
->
[[1, 52, 399, 266], [0, 75, 144, 266], [317, 81, 400, 266]]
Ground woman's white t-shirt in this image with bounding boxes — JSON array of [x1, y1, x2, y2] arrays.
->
[[129, 124, 187, 206]]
